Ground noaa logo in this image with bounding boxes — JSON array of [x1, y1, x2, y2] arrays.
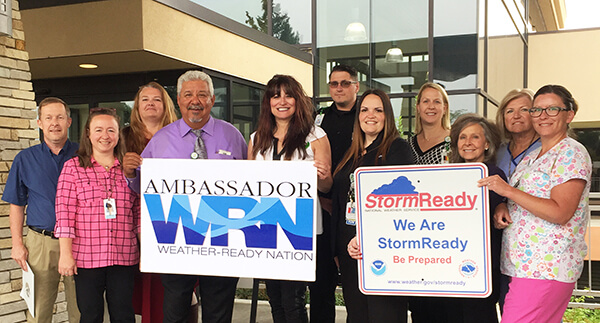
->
[[459, 259, 478, 278], [371, 260, 386, 276]]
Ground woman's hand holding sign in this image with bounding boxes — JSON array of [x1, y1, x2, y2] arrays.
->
[[347, 236, 362, 260]]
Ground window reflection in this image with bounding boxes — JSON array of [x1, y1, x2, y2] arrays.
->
[[573, 129, 600, 192], [232, 82, 263, 141], [190, 0, 263, 31], [65, 104, 89, 143], [212, 78, 229, 121]]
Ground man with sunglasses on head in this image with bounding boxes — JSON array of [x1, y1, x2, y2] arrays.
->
[[311, 64, 360, 322]]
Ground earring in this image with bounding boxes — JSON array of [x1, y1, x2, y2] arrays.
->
[[485, 147, 489, 151]]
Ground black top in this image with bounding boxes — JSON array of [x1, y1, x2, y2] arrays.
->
[[331, 134, 415, 255], [485, 163, 507, 303], [409, 135, 449, 165], [319, 101, 357, 174]]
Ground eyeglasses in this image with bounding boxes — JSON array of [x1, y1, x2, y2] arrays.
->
[[529, 106, 570, 117], [328, 80, 357, 88]]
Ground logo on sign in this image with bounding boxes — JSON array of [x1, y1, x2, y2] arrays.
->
[[459, 260, 478, 278], [371, 260, 387, 276], [144, 195, 313, 251], [364, 176, 478, 211]]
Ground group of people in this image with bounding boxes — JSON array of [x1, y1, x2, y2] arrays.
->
[[3, 65, 591, 323]]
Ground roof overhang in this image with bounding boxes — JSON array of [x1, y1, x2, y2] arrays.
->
[[529, 0, 567, 31], [21, 0, 313, 91]]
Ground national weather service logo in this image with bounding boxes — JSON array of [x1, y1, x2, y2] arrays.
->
[[371, 260, 387, 275], [459, 259, 478, 277]]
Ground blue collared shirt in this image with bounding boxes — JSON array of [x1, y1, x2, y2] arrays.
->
[[2, 140, 79, 231]]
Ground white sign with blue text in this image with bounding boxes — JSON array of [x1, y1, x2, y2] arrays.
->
[[354, 163, 491, 297], [140, 159, 317, 281]]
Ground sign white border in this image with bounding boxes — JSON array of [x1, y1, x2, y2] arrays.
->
[[354, 163, 491, 297], [140, 159, 317, 281]]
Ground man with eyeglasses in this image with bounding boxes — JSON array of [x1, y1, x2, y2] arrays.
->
[[310, 64, 360, 322]]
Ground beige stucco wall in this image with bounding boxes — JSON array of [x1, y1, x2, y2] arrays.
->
[[141, 0, 312, 93], [488, 35, 525, 104], [528, 28, 600, 127], [21, 0, 312, 93], [22, 1, 144, 58]]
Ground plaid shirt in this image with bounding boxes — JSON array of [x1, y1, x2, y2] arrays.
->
[[55, 157, 140, 268]]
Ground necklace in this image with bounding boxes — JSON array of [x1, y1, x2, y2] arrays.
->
[[507, 135, 539, 179]]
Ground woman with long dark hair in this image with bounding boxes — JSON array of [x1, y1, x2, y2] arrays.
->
[[333, 89, 414, 322], [248, 74, 332, 322]]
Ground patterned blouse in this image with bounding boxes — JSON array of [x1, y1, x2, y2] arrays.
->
[[501, 137, 591, 283], [409, 135, 449, 165], [55, 157, 140, 269]]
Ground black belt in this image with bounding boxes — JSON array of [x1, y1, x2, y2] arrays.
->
[[28, 225, 57, 239]]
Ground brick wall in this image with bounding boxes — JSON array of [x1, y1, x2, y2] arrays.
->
[[0, 1, 69, 322]]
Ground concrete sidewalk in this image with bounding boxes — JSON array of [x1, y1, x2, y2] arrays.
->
[[230, 299, 347, 323]]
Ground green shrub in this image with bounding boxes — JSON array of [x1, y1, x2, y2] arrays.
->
[[563, 294, 600, 323]]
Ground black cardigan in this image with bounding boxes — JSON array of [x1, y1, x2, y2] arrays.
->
[[331, 134, 415, 255]]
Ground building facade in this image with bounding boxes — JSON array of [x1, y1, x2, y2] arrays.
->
[[0, 0, 599, 321]]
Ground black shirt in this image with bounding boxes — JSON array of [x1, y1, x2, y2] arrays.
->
[[319, 102, 357, 174], [331, 134, 415, 255]]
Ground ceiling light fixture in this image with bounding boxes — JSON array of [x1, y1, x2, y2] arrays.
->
[[79, 63, 98, 69], [385, 42, 404, 63], [344, 22, 367, 41]]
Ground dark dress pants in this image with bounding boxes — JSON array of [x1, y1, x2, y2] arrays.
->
[[75, 265, 136, 323], [265, 279, 308, 323], [338, 253, 407, 323], [308, 212, 338, 323], [161, 273, 238, 323]]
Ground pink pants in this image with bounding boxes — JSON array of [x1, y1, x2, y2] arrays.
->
[[501, 276, 574, 323]]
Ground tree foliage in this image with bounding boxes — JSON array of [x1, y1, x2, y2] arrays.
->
[[245, 0, 300, 44]]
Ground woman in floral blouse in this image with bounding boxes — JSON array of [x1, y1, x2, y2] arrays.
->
[[479, 85, 591, 323]]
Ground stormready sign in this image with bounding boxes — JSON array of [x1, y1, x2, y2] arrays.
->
[[140, 159, 317, 281], [355, 163, 491, 297]]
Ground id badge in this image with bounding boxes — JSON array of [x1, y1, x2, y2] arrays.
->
[[441, 150, 449, 164], [315, 113, 324, 126], [104, 198, 117, 219], [345, 201, 356, 226]]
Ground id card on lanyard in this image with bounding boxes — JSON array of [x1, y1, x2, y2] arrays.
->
[[345, 173, 356, 225]]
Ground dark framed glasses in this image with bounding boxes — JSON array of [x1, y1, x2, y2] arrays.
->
[[328, 80, 357, 88], [529, 106, 570, 117]]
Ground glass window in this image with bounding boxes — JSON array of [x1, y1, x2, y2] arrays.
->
[[212, 77, 229, 121], [447, 94, 477, 123], [65, 103, 89, 143], [391, 97, 414, 136], [232, 82, 263, 141], [191, 0, 263, 31], [191, 0, 308, 45], [316, 0, 428, 97], [433, 0, 478, 90], [98, 101, 134, 128], [573, 128, 600, 192], [273, 0, 311, 44]]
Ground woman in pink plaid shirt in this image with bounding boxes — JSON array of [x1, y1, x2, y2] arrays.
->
[[55, 107, 140, 323]]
